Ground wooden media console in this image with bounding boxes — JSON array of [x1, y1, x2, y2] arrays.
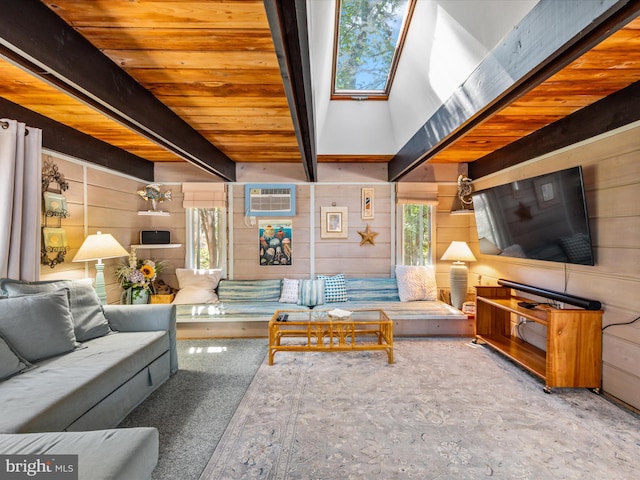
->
[[474, 286, 602, 393]]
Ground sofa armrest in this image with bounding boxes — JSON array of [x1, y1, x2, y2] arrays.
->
[[104, 304, 178, 374]]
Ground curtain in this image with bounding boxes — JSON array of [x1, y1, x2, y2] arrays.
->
[[396, 182, 439, 205], [182, 182, 227, 208], [0, 119, 42, 280]]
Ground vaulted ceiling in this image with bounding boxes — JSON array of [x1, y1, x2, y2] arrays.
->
[[0, 1, 639, 183]]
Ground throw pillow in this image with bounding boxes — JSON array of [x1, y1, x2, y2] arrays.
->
[[395, 265, 437, 302], [279, 278, 300, 303], [173, 268, 223, 304], [298, 279, 325, 307], [0, 335, 35, 381], [0, 278, 111, 342], [0, 289, 77, 362], [317, 273, 347, 302]]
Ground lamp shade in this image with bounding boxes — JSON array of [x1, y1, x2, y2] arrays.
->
[[73, 232, 129, 262], [441, 241, 476, 263]]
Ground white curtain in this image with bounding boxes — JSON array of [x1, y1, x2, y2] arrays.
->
[[0, 119, 42, 280]]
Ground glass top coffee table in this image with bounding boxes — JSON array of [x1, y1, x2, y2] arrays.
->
[[268, 308, 393, 365]]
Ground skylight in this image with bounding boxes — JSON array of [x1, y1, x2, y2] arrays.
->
[[332, 0, 415, 100]]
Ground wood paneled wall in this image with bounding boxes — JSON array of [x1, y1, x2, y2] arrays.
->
[[39, 153, 186, 304], [231, 183, 396, 279], [38, 157, 467, 304], [469, 123, 640, 411]]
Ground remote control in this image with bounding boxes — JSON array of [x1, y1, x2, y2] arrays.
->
[[517, 301, 538, 309]]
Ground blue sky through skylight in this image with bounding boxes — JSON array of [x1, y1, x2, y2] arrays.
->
[[334, 0, 413, 96]]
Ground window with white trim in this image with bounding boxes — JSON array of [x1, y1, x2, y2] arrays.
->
[[185, 208, 226, 274], [398, 203, 434, 265]]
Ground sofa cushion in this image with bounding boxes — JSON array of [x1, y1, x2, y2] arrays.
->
[[0, 278, 111, 342], [0, 289, 77, 362], [173, 268, 222, 304], [0, 330, 169, 433], [395, 265, 437, 302], [279, 278, 300, 303], [0, 428, 159, 480], [317, 273, 347, 302], [218, 279, 282, 303], [0, 336, 34, 381], [298, 279, 325, 307]]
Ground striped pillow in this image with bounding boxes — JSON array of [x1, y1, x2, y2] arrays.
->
[[279, 278, 300, 303], [298, 279, 325, 307], [317, 273, 348, 303]]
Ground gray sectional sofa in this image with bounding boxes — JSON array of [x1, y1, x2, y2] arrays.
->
[[0, 278, 178, 480], [176, 276, 471, 337]]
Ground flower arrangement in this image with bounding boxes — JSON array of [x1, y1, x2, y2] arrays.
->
[[114, 250, 165, 299]]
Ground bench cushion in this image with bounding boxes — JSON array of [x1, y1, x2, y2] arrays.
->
[[218, 279, 281, 302]]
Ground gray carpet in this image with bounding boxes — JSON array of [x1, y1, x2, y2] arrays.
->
[[119, 338, 268, 480], [200, 338, 640, 479]]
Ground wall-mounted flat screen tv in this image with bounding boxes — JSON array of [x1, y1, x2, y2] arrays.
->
[[471, 166, 595, 265]]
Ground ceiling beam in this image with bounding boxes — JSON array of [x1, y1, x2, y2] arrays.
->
[[469, 80, 640, 179], [0, 97, 154, 181], [388, 0, 640, 182], [0, 0, 236, 181], [265, 0, 317, 182]]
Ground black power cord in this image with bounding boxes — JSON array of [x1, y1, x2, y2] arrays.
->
[[602, 315, 640, 331]]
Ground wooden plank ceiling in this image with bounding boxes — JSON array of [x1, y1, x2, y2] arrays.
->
[[0, 1, 638, 180], [430, 15, 640, 164]]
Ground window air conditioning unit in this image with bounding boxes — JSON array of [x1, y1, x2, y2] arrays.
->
[[244, 184, 296, 216]]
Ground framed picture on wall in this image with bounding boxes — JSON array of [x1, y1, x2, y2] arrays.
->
[[361, 188, 374, 219], [258, 220, 292, 265], [321, 206, 348, 238]]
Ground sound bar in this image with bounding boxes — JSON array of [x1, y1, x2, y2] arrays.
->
[[497, 279, 602, 310]]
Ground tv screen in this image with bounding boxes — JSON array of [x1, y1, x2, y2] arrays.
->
[[471, 166, 595, 265]]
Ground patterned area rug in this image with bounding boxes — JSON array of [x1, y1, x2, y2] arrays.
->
[[199, 339, 640, 479]]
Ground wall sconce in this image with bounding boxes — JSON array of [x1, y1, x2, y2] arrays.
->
[[450, 175, 474, 215]]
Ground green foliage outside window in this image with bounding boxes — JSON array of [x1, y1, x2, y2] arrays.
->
[[335, 0, 412, 93], [402, 204, 432, 265], [189, 208, 222, 269]]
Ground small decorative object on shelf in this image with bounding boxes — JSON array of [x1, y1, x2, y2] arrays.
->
[[115, 250, 166, 304], [41, 160, 70, 268], [137, 183, 172, 212]]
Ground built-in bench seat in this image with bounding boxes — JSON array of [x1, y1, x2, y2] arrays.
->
[[175, 277, 472, 338]]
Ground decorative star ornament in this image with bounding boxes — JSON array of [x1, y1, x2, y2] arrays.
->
[[357, 224, 379, 246]]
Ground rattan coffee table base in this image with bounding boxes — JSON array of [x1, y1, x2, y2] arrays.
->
[[268, 309, 394, 365]]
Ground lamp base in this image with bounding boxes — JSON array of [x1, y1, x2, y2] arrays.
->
[[449, 263, 468, 310], [94, 262, 107, 304]]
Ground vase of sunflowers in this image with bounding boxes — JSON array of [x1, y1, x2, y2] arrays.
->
[[115, 250, 164, 305]]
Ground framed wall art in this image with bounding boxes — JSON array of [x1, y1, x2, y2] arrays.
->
[[259, 220, 292, 265], [321, 206, 348, 238], [361, 187, 374, 219]]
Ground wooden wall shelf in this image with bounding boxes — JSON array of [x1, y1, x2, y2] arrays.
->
[[474, 286, 602, 393], [138, 210, 170, 216], [131, 244, 182, 249]]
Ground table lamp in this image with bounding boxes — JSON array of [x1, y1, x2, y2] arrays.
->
[[73, 231, 129, 304], [441, 241, 477, 309]]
